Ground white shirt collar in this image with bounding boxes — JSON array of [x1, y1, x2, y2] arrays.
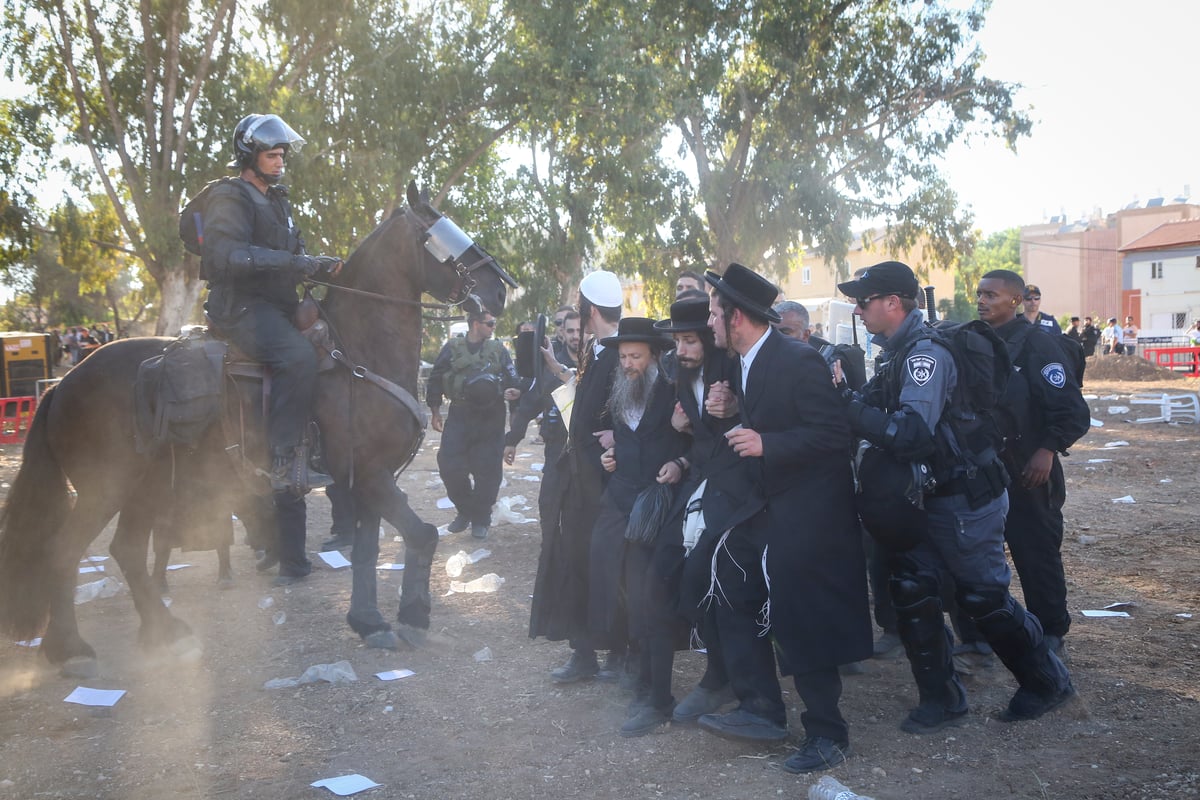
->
[[740, 327, 771, 390]]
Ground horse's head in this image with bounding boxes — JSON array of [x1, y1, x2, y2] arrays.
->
[[404, 182, 515, 316]]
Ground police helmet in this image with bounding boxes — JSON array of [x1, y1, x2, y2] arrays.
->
[[229, 114, 305, 169], [855, 445, 928, 552]]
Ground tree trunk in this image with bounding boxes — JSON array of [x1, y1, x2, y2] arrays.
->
[[154, 268, 204, 336]]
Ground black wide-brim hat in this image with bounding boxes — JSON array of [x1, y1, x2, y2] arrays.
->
[[705, 262, 782, 324], [599, 316, 675, 350], [654, 297, 711, 333]]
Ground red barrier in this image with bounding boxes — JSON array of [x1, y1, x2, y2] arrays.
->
[[1142, 346, 1200, 378], [0, 396, 36, 444]]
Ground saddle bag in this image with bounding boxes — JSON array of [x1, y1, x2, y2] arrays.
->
[[134, 333, 227, 452]]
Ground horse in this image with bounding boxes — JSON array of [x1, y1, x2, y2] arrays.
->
[[0, 182, 513, 676]]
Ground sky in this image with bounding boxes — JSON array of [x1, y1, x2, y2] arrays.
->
[[939, 0, 1200, 235]]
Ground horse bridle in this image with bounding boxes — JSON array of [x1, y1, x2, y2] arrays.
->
[[408, 207, 517, 307]]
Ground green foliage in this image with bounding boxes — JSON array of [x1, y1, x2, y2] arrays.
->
[[948, 226, 1020, 321]]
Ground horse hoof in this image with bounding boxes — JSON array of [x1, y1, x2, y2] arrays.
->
[[363, 630, 401, 650], [168, 635, 203, 663], [60, 656, 99, 679], [394, 623, 443, 649]]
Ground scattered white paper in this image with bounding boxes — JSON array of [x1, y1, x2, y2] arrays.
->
[[1107, 406, 1130, 414], [436, 497, 454, 509], [318, 551, 352, 569], [79, 555, 108, 563], [376, 562, 405, 571], [435, 526, 451, 537], [1099, 394, 1120, 400], [1081, 609, 1131, 618], [311, 774, 382, 796], [531, 463, 544, 472], [1111, 495, 1136, 504], [1086, 458, 1113, 463], [64, 686, 126, 707], [1176, 613, 1193, 619], [374, 669, 415, 681], [520, 475, 541, 482], [1082, 394, 1099, 400], [1089, 418, 1103, 428], [1160, 478, 1173, 484], [1104, 440, 1130, 448], [165, 564, 191, 571], [517, 453, 532, 459], [15, 637, 42, 647], [78, 565, 104, 574], [1104, 602, 1137, 611]]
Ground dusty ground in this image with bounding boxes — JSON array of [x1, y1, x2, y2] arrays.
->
[[1, 371, 1198, 800]]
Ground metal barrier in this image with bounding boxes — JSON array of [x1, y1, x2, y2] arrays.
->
[[1142, 346, 1200, 377]]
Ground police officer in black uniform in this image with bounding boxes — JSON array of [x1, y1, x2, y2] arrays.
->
[[427, 308, 522, 540], [201, 113, 340, 583], [838, 261, 1075, 734], [972, 269, 1091, 656]]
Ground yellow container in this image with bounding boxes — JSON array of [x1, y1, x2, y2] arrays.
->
[[0, 332, 52, 397]]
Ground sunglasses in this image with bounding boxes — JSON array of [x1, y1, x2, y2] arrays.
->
[[855, 294, 887, 309], [1025, 295, 1041, 301]]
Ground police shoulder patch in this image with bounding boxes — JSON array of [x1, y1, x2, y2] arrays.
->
[[1041, 362, 1067, 388], [907, 353, 937, 387]]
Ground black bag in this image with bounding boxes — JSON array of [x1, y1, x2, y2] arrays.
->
[[461, 371, 502, 406], [855, 444, 929, 552], [625, 482, 676, 545], [134, 336, 226, 452], [926, 319, 1011, 415], [818, 342, 867, 390]]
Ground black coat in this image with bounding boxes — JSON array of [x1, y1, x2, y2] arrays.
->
[[528, 342, 617, 642], [737, 330, 872, 672]]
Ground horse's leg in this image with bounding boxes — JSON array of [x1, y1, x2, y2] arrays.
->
[[109, 494, 197, 657], [217, 542, 234, 588], [39, 492, 125, 676], [150, 531, 170, 595], [355, 471, 438, 636], [346, 504, 390, 645]]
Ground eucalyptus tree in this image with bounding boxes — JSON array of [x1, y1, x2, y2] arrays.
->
[[651, 0, 1030, 279]]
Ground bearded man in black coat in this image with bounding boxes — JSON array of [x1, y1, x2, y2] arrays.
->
[[700, 263, 872, 774]]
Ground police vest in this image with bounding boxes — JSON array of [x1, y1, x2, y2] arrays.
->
[[446, 337, 507, 405]]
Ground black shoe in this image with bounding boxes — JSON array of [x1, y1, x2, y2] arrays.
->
[[273, 573, 307, 587], [620, 703, 674, 738], [470, 523, 489, 540], [550, 651, 598, 684], [595, 651, 624, 683], [839, 660, 868, 677], [672, 685, 735, 723], [320, 531, 354, 551], [998, 682, 1077, 722], [872, 631, 904, 659], [447, 514, 470, 533], [269, 447, 333, 494], [255, 552, 279, 573], [902, 671, 969, 734], [698, 708, 789, 743], [781, 737, 851, 774]]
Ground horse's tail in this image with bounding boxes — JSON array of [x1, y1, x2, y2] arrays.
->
[[0, 387, 71, 639]]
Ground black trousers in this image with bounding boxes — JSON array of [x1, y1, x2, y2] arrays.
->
[[787, 667, 848, 744], [437, 402, 505, 526], [220, 299, 317, 451], [327, 480, 356, 537], [864, 529, 897, 633], [1004, 458, 1070, 637], [274, 491, 310, 578]]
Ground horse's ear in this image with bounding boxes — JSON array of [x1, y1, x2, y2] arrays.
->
[[406, 181, 419, 208], [420, 186, 430, 205]]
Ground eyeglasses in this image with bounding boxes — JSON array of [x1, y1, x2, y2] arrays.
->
[[855, 294, 887, 309]]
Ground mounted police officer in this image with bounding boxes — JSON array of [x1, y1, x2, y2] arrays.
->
[[837, 260, 1075, 734], [427, 308, 522, 540], [201, 113, 341, 583]]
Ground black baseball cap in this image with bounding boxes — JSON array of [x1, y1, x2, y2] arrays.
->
[[836, 261, 919, 301]]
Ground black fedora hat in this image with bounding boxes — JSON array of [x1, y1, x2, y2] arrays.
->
[[654, 297, 711, 333], [599, 317, 675, 350], [705, 262, 782, 324]]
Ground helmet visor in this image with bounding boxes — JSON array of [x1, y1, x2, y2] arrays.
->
[[241, 114, 305, 154]]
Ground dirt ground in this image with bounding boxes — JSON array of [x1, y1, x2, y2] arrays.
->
[[1, 371, 1198, 800]]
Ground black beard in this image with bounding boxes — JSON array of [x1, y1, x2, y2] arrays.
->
[[609, 362, 659, 427]]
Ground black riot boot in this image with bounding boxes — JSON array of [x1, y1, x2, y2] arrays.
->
[[893, 591, 969, 734], [961, 589, 1075, 722], [269, 445, 334, 495]]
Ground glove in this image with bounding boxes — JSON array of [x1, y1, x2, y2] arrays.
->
[[291, 254, 342, 278]]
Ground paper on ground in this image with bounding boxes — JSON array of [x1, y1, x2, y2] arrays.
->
[[318, 550, 352, 569], [374, 669, 415, 681], [1090, 418, 1103, 428], [165, 564, 191, 571], [531, 463, 544, 471], [376, 562, 405, 570], [79, 555, 108, 563], [15, 637, 42, 647], [1111, 495, 1135, 504], [64, 686, 126, 706], [436, 497, 454, 509], [78, 565, 104, 574], [1087, 458, 1113, 463], [1104, 440, 1130, 448], [1081, 609, 1131, 618], [311, 774, 382, 796]]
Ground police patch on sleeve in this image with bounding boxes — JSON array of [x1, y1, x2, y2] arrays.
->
[[1041, 362, 1067, 388], [907, 354, 936, 386]]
